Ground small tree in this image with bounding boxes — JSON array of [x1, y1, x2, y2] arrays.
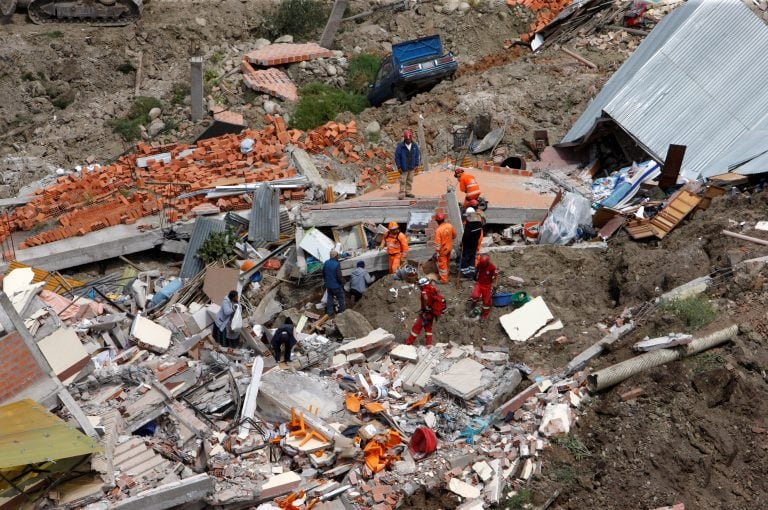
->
[[197, 228, 237, 265]]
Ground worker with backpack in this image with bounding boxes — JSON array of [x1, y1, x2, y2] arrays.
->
[[405, 277, 447, 347]]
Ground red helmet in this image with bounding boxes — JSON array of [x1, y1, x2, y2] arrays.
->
[[454, 167, 465, 176], [477, 254, 490, 268], [403, 130, 413, 141], [435, 212, 446, 222]]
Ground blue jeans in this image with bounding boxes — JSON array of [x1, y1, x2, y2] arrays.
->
[[326, 287, 345, 316]]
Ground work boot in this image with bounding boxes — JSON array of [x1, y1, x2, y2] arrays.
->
[[405, 193, 415, 198]]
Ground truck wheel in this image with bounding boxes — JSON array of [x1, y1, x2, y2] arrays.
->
[[394, 86, 408, 103]]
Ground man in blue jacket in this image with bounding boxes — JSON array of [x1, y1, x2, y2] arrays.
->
[[322, 250, 345, 316], [395, 130, 420, 200]]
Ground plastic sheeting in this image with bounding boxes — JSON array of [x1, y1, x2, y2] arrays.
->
[[538, 192, 592, 245]]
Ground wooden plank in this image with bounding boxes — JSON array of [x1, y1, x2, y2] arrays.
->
[[659, 144, 686, 189], [319, 0, 348, 49]]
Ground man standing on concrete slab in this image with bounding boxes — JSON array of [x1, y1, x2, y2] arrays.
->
[[406, 278, 441, 347], [214, 290, 239, 348], [323, 250, 345, 316], [470, 254, 498, 320], [271, 318, 296, 364], [454, 167, 481, 207], [433, 212, 456, 284], [380, 222, 409, 274], [395, 130, 420, 200], [349, 261, 374, 305]]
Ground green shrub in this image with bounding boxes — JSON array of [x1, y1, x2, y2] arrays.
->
[[502, 489, 532, 509], [554, 435, 591, 461], [661, 295, 716, 330], [259, 0, 326, 40], [347, 53, 381, 94], [109, 96, 163, 141], [171, 83, 190, 105], [290, 83, 368, 131], [197, 228, 238, 265], [117, 61, 136, 74]]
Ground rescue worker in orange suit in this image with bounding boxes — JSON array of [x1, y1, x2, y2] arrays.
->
[[379, 222, 409, 274], [471, 254, 498, 320], [454, 167, 481, 208], [433, 212, 456, 283], [406, 277, 439, 347]]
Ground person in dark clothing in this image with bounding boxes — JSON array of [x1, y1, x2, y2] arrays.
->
[[322, 250, 345, 316], [271, 318, 296, 363], [394, 130, 420, 199], [460, 208, 483, 278]]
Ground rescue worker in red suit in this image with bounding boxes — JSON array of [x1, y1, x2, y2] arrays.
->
[[433, 212, 456, 283], [406, 278, 439, 347], [454, 167, 481, 208], [379, 222, 409, 274], [471, 255, 498, 320]]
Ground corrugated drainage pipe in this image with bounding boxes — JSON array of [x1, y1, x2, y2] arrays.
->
[[587, 325, 738, 392]]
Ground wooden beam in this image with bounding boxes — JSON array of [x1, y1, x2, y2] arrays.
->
[[659, 144, 686, 189]]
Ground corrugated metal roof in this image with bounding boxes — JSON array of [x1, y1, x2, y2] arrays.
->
[[179, 217, 227, 279], [0, 399, 100, 469], [561, 0, 768, 180], [248, 185, 279, 244]]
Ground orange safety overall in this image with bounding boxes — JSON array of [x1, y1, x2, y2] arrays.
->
[[383, 232, 408, 274], [458, 173, 481, 207], [434, 222, 456, 283]]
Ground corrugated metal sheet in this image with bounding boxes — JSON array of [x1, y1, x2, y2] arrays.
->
[[248, 185, 279, 244], [561, 0, 768, 180], [0, 399, 100, 469], [179, 217, 226, 279]]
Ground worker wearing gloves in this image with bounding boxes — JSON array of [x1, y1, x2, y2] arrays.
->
[[271, 318, 296, 364], [433, 212, 456, 283], [471, 255, 498, 320], [322, 250, 345, 316], [395, 129, 420, 199], [454, 167, 481, 207], [406, 278, 441, 347], [380, 222, 409, 274]]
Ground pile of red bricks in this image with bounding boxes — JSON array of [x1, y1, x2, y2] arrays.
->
[[8, 116, 386, 250], [507, 0, 574, 37]]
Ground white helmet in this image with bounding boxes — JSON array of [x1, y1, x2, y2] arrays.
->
[[418, 277, 429, 286], [465, 207, 476, 214]]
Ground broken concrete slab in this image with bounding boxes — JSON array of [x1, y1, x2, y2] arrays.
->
[[633, 333, 692, 352], [286, 145, 326, 188], [334, 309, 373, 339], [499, 296, 554, 342], [130, 315, 172, 354], [335, 328, 394, 355], [110, 473, 214, 510], [457, 500, 486, 510], [448, 478, 481, 499], [259, 470, 302, 500], [252, 287, 283, 325], [431, 358, 486, 399], [38, 327, 90, 386], [389, 344, 418, 363], [472, 460, 493, 482], [299, 227, 336, 263]]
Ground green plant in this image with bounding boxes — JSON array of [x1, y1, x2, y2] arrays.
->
[[21, 71, 35, 81], [204, 68, 218, 82], [109, 96, 163, 141], [163, 118, 178, 133], [661, 295, 716, 330], [210, 51, 225, 65], [553, 464, 578, 484], [51, 89, 76, 109], [171, 83, 190, 105], [290, 83, 368, 130], [691, 352, 726, 374], [347, 53, 381, 94], [502, 489, 532, 509], [37, 30, 63, 39], [197, 228, 238, 265], [117, 61, 136, 74], [258, 0, 326, 40], [554, 435, 591, 461]]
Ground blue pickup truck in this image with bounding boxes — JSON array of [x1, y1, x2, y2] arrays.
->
[[368, 35, 459, 107]]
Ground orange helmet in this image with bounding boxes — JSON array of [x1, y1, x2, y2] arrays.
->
[[477, 254, 490, 268], [388, 221, 399, 230], [435, 212, 446, 222]]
